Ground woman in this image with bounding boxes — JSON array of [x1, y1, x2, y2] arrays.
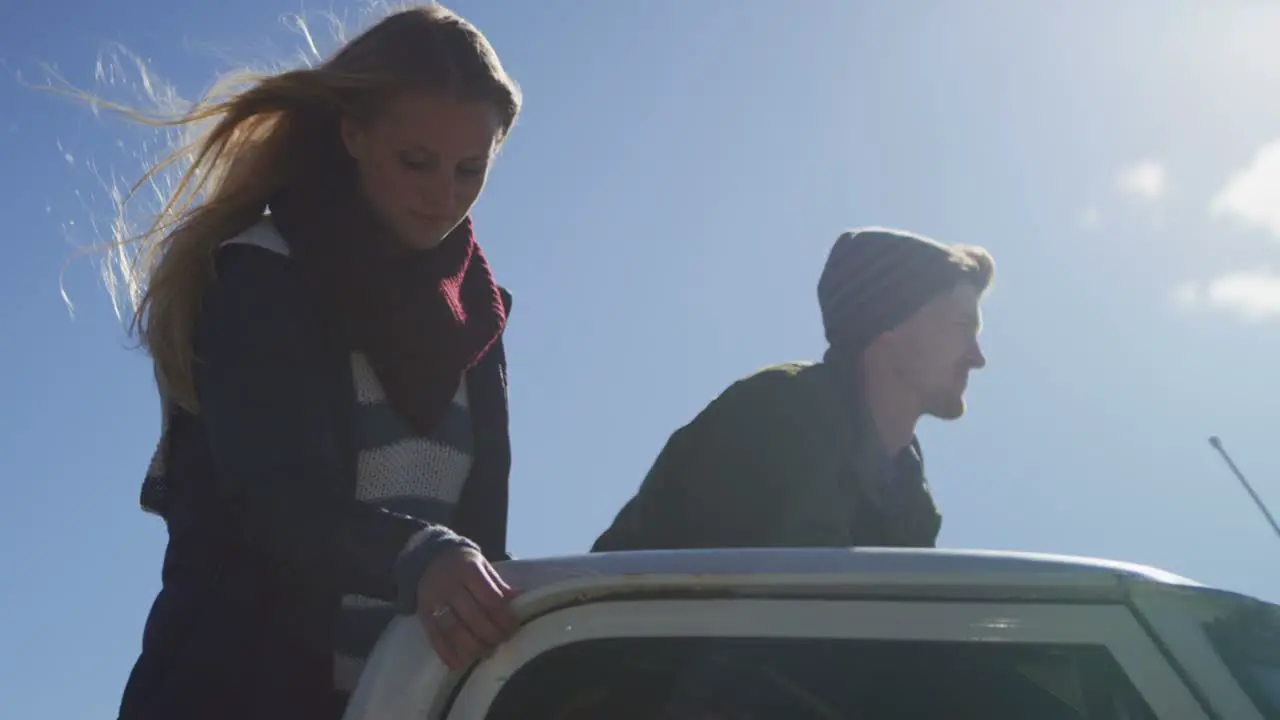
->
[[114, 6, 523, 719]]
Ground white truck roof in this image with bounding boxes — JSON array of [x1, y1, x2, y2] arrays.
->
[[347, 548, 1273, 720], [491, 547, 1204, 611]]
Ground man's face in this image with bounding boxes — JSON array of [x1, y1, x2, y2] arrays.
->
[[881, 282, 987, 419]]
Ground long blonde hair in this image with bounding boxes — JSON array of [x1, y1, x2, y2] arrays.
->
[[86, 4, 520, 412]]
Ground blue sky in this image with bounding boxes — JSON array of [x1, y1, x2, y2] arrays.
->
[[3, 0, 1280, 716]]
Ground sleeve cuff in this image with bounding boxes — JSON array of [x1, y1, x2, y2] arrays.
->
[[392, 525, 480, 615]]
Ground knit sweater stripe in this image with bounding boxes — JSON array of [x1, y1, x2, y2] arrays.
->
[[333, 351, 473, 694], [352, 401, 474, 455]]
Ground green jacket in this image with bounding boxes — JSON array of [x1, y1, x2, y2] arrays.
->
[[591, 362, 942, 551]]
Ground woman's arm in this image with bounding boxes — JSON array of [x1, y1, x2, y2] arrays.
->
[[195, 246, 471, 609]]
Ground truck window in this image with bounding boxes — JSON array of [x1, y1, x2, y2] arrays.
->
[[1204, 602, 1280, 719], [482, 637, 1156, 720]]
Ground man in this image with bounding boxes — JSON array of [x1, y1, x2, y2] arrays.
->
[[592, 227, 993, 551]]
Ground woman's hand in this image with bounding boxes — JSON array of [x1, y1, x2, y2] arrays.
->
[[415, 546, 520, 670]]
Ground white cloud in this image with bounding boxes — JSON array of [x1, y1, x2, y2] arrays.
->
[[1175, 269, 1280, 322], [1115, 160, 1167, 202], [1210, 138, 1280, 239]]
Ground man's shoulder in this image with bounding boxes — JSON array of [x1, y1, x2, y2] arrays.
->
[[707, 361, 832, 416], [746, 361, 822, 382], [726, 361, 826, 394]]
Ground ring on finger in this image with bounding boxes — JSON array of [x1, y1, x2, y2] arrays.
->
[[430, 604, 454, 622]]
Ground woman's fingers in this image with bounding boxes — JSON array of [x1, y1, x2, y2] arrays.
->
[[467, 565, 520, 637], [415, 547, 522, 670], [440, 606, 487, 666], [424, 606, 462, 669], [448, 586, 506, 647], [483, 562, 516, 597], [427, 602, 487, 670]]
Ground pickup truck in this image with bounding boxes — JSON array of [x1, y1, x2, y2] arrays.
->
[[342, 548, 1279, 719]]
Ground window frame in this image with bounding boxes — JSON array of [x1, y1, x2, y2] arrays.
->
[[1133, 585, 1274, 720], [443, 598, 1208, 719]]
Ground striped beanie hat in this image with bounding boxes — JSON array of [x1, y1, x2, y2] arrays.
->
[[817, 227, 968, 353]]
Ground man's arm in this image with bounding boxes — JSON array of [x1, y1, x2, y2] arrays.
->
[[592, 369, 853, 552]]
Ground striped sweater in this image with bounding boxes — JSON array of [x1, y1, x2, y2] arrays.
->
[[141, 219, 478, 694], [333, 353, 474, 693], [125, 216, 514, 720]]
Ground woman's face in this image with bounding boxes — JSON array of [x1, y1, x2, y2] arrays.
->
[[341, 91, 503, 250]]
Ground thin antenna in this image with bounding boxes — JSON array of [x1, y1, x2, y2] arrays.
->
[[1209, 436, 1280, 542]]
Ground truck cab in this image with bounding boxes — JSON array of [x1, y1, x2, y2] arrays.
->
[[343, 548, 1279, 719]]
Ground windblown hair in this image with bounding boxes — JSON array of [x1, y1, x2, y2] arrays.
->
[[103, 4, 520, 412]]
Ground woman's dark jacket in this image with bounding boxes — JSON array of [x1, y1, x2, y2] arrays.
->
[[117, 237, 514, 720]]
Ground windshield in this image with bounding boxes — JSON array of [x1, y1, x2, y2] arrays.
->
[[1202, 596, 1280, 718], [484, 636, 1156, 719]]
